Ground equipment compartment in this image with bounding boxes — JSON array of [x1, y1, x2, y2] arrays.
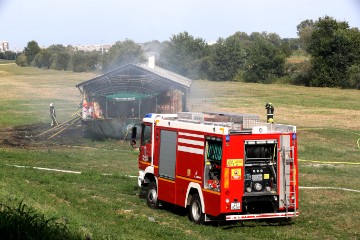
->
[[244, 140, 278, 194]]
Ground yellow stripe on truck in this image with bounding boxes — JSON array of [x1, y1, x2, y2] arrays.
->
[[224, 168, 229, 188]]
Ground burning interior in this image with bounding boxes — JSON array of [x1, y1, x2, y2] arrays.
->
[[76, 61, 192, 138]]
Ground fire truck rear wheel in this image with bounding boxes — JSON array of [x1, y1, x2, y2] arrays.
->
[[189, 194, 204, 224], [146, 181, 159, 209]]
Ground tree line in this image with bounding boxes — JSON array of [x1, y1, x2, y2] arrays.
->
[[13, 16, 360, 89], [0, 51, 17, 61]]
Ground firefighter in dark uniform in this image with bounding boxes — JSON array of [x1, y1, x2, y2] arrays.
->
[[265, 103, 274, 123], [50, 103, 57, 126]]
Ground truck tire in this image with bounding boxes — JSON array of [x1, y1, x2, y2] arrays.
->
[[189, 194, 204, 224], [146, 181, 159, 209]]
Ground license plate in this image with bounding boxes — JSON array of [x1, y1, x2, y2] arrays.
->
[[231, 202, 240, 210]]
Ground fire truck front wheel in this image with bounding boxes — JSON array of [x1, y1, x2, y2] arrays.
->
[[189, 194, 204, 224], [146, 181, 159, 209]]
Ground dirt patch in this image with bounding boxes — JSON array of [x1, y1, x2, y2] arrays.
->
[[0, 121, 89, 148]]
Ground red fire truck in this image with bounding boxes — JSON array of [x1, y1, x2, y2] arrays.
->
[[135, 111, 298, 223]]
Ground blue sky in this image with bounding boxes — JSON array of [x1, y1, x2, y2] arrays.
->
[[1, 0, 359, 51]]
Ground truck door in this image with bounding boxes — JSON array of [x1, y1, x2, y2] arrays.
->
[[139, 123, 152, 166], [157, 130, 177, 204]]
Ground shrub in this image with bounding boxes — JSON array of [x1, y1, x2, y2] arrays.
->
[[15, 54, 27, 67], [292, 61, 314, 86], [0, 201, 81, 240]]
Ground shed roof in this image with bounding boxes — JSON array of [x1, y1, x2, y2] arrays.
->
[[76, 63, 192, 97]]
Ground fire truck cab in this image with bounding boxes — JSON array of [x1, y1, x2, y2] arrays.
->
[[136, 112, 298, 223]]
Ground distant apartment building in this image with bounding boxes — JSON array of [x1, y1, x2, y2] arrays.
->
[[0, 41, 9, 52], [73, 44, 112, 53]]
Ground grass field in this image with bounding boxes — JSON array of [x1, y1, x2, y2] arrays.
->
[[0, 64, 359, 239]]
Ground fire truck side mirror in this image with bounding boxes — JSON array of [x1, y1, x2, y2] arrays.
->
[[131, 127, 137, 147]]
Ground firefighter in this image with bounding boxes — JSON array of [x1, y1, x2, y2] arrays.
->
[[265, 103, 274, 123], [50, 103, 57, 126]]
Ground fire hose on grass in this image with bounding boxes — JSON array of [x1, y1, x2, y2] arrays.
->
[[35, 110, 82, 139], [4, 163, 360, 193], [47, 117, 81, 139], [36, 115, 80, 137]]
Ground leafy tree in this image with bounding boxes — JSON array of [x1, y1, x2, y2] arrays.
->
[[71, 51, 88, 72], [347, 64, 360, 89], [307, 16, 359, 88], [54, 52, 70, 70], [34, 49, 52, 69], [243, 32, 288, 83], [15, 53, 27, 67], [46, 45, 71, 70], [0, 51, 17, 60], [349, 27, 360, 65], [160, 32, 209, 79], [282, 38, 301, 51], [71, 51, 100, 72], [8, 51, 18, 60], [85, 51, 101, 71], [293, 61, 314, 86], [102, 39, 144, 73], [208, 32, 249, 81], [24, 40, 41, 65], [48, 44, 66, 53], [142, 40, 163, 59], [297, 19, 315, 50], [207, 38, 228, 81], [266, 32, 283, 46]]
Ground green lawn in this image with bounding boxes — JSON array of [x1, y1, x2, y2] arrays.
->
[[0, 65, 359, 239]]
